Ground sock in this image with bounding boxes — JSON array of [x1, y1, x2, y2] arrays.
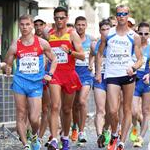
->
[[72, 123, 77, 130], [63, 136, 69, 140], [112, 132, 118, 137], [52, 137, 58, 143]]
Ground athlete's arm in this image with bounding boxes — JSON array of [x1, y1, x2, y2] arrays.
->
[[39, 37, 57, 75], [127, 33, 143, 76], [89, 41, 96, 71], [133, 33, 143, 69], [95, 35, 106, 82], [5, 41, 17, 75], [70, 31, 85, 61]]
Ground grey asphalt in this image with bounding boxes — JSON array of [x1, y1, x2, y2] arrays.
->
[[0, 91, 150, 150]]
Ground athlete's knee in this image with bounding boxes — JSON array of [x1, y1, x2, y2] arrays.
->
[[29, 113, 40, 125], [42, 105, 49, 114], [79, 98, 87, 108], [50, 103, 60, 112], [62, 106, 72, 115]]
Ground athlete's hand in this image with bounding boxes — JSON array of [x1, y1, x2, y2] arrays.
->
[[143, 74, 149, 84], [44, 74, 52, 81], [95, 74, 102, 83], [5, 64, 12, 76], [0, 62, 6, 69], [88, 65, 93, 71], [126, 66, 134, 76], [60, 44, 70, 53]]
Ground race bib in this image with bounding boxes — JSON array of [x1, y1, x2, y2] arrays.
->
[[19, 56, 39, 74], [52, 47, 68, 64], [76, 51, 90, 66]]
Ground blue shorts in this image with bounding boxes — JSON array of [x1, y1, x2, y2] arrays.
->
[[11, 75, 43, 98], [106, 75, 136, 86], [93, 74, 107, 91], [76, 66, 93, 87], [134, 79, 150, 97]]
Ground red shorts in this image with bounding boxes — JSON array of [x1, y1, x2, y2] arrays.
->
[[50, 70, 82, 94]]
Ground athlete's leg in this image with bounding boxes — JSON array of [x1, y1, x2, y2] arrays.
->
[[61, 91, 76, 136], [132, 96, 141, 126], [107, 84, 120, 134], [72, 91, 80, 129], [14, 93, 28, 145], [39, 88, 50, 138], [49, 84, 61, 138], [78, 85, 91, 132], [121, 82, 135, 142], [27, 97, 42, 135], [94, 87, 106, 136], [140, 92, 150, 137]]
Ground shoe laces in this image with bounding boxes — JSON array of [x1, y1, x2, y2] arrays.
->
[[72, 129, 77, 137], [132, 128, 137, 135]]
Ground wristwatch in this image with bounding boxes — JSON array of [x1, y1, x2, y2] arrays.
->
[[49, 72, 53, 77], [68, 49, 72, 55], [132, 66, 137, 72]]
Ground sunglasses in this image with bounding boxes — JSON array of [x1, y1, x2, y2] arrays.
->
[[138, 32, 149, 36], [54, 16, 66, 21], [116, 12, 128, 17]]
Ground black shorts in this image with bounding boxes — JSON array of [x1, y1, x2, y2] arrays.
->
[[106, 74, 136, 86]]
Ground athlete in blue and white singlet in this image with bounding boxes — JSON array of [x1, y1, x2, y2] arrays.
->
[[96, 5, 143, 149]]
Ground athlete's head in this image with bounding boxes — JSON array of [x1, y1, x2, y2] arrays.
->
[[75, 16, 87, 36], [19, 14, 34, 36], [116, 4, 129, 26], [34, 16, 46, 37], [53, 6, 68, 29], [138, 22, 150, 44], [99, 19, 112, 37]]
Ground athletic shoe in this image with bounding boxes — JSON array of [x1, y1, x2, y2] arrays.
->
[[47, 139, 58, 150], [116, 144, 124, 150], [71, 129, 78, 141], [23, 144, 32, 150], [61, 138, 69, 150], [45, 135, 53, 147], [107, 135, 118, 150], [129, 126, 138, 142], [133, 136, 144, 147], [31, 135, 41, 150], [97, 134, 105, 148], [103, 130, 111, 145], [78, 132, 87, 143], [148, 141, 150, 150], [26, 129, 32, 141]]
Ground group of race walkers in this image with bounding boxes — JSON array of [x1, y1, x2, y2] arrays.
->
[[1, 3, 150, 150]]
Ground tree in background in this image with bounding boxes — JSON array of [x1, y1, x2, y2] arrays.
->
[[85, 0, 150, 24]]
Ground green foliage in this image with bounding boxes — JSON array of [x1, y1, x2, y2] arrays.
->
[[85, 0, 150, 24]]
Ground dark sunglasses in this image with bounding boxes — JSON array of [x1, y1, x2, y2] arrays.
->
[[138, 32, 149, 36], [116, 12, 128, 17], [54, 16, 66, 21]]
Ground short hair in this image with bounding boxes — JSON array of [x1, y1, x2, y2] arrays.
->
[[99, 19, 112, 29], [116, 4, 129, 13], [19, 14, 33, 23], [54, 6, 68, 16], [138, 22, 150, 31], [75, 16, 86, 24]]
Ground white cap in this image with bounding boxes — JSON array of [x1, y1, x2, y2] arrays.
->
[[128, 17, 135, 25], [33, 15, 46, 23]]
